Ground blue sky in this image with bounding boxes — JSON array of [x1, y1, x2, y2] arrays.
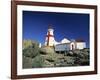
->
[[23, 11, 89, 48]]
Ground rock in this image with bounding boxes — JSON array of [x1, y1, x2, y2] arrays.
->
[[73, 49, 81, 54], [43, 60, 54, 67], [68, 51, 74, 56], [23, 56, 33, 68], [79, 59, 89, 65], [22, 41, 90, 68], [40, 46, 55, 55], [32, 55, 44, 68], [83, 48, 89, 52], [46, 58, 54, 62], [66, 57, 75, 65]]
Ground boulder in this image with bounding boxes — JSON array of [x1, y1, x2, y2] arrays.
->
[[40, 46, 55, 54]]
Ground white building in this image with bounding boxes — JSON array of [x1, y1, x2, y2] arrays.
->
[[61, 38, 70, 43], [45, 26, 86, 51], [75, 40, 86, 50]]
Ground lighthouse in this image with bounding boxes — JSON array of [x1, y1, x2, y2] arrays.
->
[[45, 25, 55, 46]]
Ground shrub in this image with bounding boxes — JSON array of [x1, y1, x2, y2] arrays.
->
[[32, 55, 44, 68], [23, 40, 40, 58]]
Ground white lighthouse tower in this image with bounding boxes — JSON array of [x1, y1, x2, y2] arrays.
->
[[45, 25, 55, 46]]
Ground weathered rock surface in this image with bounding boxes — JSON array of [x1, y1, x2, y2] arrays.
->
[[23, 40, 90, 68]]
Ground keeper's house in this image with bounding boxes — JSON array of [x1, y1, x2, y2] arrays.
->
[[55, 39, 86, 52]]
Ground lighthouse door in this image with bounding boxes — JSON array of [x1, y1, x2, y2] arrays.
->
[[72, 44, 74, 50]]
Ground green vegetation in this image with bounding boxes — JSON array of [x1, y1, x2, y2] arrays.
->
[[32, 55, 44, 68], [23, 40, 90, 69]]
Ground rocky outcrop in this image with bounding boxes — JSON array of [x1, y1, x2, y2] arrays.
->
[[23, 40, 89, 68]]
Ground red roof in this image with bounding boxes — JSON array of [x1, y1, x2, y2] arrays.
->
[[75, 39, 85, 42], [48, 24, 53, 29]]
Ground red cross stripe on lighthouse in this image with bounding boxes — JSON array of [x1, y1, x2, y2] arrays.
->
[[46, 31, 54, 46]]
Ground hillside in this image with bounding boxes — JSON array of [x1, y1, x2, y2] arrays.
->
[[23, 40, 89, 69]]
